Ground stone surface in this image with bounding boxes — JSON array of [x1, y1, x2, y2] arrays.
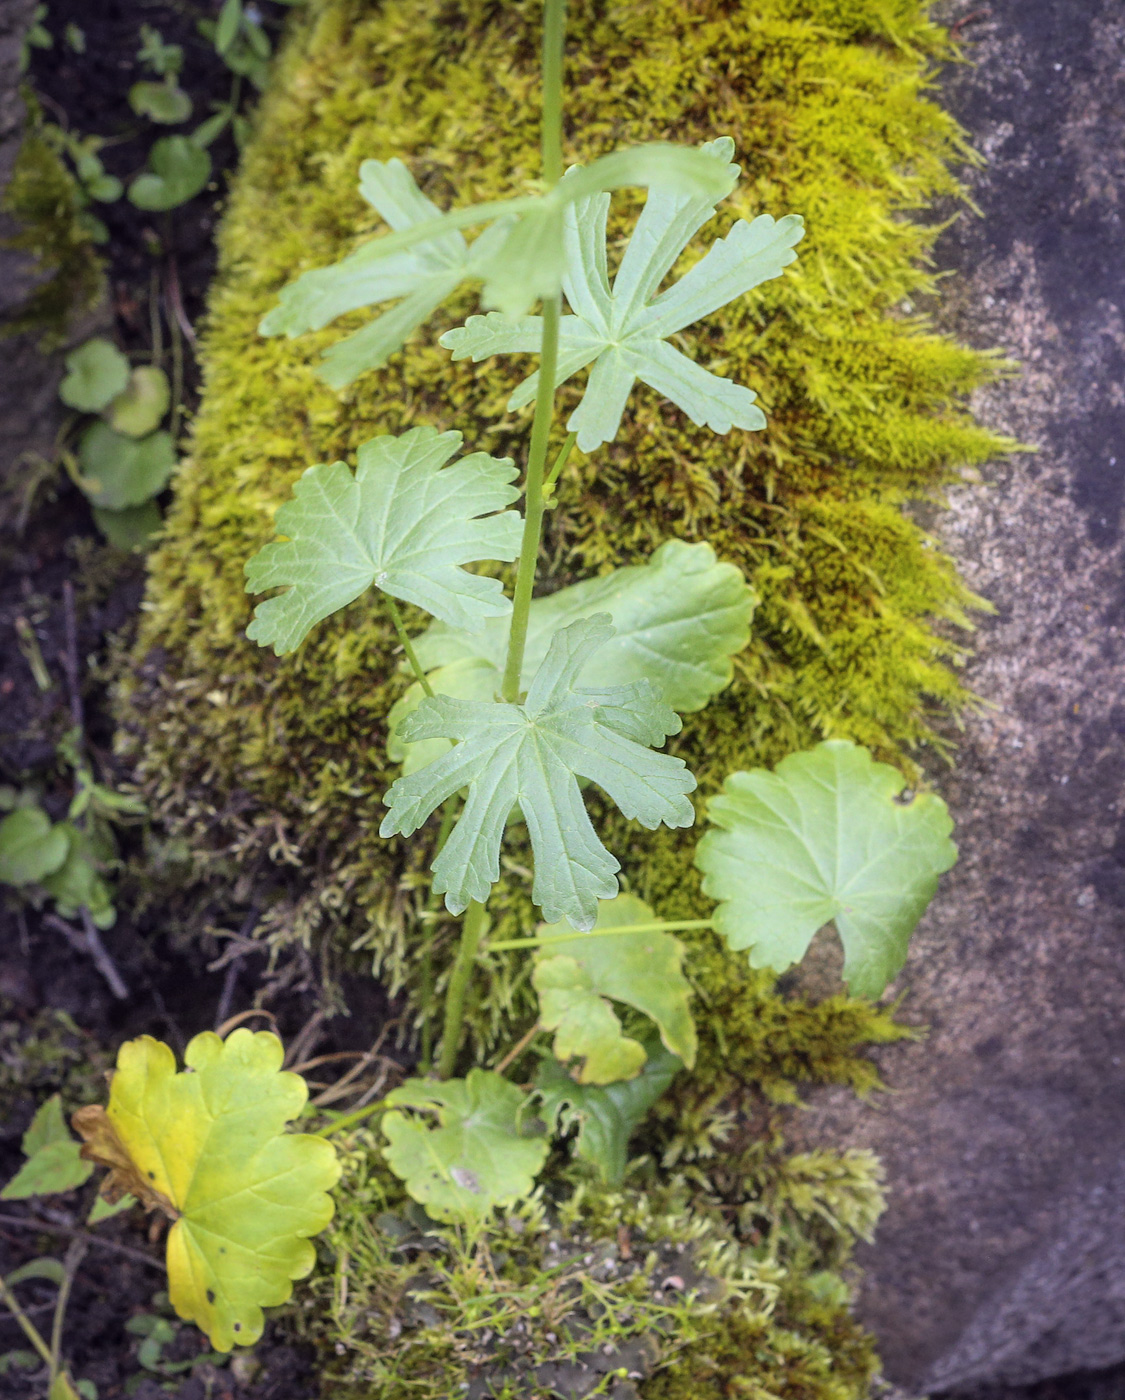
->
[[792, 0, 1125, 1392]]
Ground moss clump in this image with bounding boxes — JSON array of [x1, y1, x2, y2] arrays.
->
[[118, 0, 1010, 1054], [1, 95, 104, 343], [299, 1129, 883, 1400]]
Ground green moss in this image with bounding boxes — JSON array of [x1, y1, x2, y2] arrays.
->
[[1, 95, 104, 343], [299, 1128, 883, 1400]]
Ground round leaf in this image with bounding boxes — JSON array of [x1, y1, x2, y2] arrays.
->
[[128, 136, 211, 211], [128, 81, 193, 124], [107, 366, 171, 438], [382, 1070, 548, 1224], [695, 739, 958, 998], [72, 1030, 340, 1351], [77, 423, 176, 509], [59, 338, 130, 412], [93, 502, 163, 551], [0, 807, 69, 884]]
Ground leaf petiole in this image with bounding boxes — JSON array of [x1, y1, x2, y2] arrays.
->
[[312, 1097, 389, 1138], [485, 918, 714, 952], [385, 595, 434, 697], [542, 430, 578, 498]]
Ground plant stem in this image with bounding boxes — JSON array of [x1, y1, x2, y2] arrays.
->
[[385, 595, 434, 696], [437, 899, 488, 1079], [485, 919, 714, 952], [500, 0, 567, 703], [0, 1276, 53, 1368], [49, 1239, 85, 1384], [494, 1022, 541, 1076], [419, 800, 458, 1071], [543, 430, 577, 497], [313, 1097, 388, 1138]]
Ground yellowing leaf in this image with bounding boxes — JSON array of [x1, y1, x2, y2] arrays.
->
[[532, 894, 696, 1084], [72, 1030, 340, 1351]]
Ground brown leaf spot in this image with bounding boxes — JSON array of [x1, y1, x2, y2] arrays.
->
[[71, 1106, 179, 1220]]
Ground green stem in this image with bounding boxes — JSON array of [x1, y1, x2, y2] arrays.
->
[[420, 800, 458, 1071], [313, 1097, 388, 1138], [437, 899, 488, 1079], [499, 0, 567, 703], [486, 919, 714, 952], [49, 1239, 85, 1383], [385, 595, 434, 697], [0, 1276, 53, 1369], [543, 430, 577, 497]]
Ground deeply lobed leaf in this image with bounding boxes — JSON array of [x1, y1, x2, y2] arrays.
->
[[244, 426, 522, 654], [381, 615, 696, 929], [695, 740, 957, 998]]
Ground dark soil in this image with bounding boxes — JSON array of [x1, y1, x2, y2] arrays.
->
[[1, 4, 403, 1396]]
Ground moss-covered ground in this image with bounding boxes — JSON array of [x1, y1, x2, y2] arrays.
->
[[113, 0, 1014, 1391]]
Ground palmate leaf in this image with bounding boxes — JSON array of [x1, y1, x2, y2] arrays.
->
[[72, 1030, 340, 1351], [1, 1095, 93, 1199], [535, 1038, 682, 1187], [532, 894, 696, 1084], [381, 1070, 548, 1224], [259, 144, 737, 385], [381, 615, 696, 930], [244, 427, 522, 654], [441, 137, 804, 450], [695, 740, 957, 998], [388, 540, 754, 774]]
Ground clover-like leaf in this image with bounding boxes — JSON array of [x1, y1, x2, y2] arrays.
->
[[106, 366, 171, 438], [381, 1070, 548, 1224], [59, 338, 130, 412], [695, 740, 957, 998], [389, 540, 753, 773], [39, 822, 115, 928], [0, 807, 69, 885], [532, 894, 696, 1084], [244, 427, 522, 655], [259, 143, 737, 384], [128, 135, 211, 211], [441, 137, 804, 450], [1, 1095, 93, 1200], [535, 1039, 681, 1187], [71, 1030, 340, 1351], [76, 423, 176, 509], [381, 615, 696, 929]]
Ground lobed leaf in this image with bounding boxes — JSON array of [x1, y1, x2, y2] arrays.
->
[[442, 137, 804, 449], [381, 615, 696, 929], [72, 1030, 340, 1351], [535, 1039, 682, 1187], [381, 1070, 548, 1224], [77, 423, 176, 510], [389, 540, 754, 773], [532, 893, 696, 1083], [59, 338, 130, 412], [244, 426, 522, 654], [695, 740, 957, 998]]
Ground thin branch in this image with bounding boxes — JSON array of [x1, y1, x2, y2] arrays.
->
[[43, 913, 128, 1001], [60, 580, 83, 733], [0, 1212, 163, 1272]]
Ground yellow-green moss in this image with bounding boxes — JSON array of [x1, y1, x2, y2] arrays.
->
[[1, 95, 104, 343]]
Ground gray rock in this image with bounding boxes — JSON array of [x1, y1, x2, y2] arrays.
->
[[792, 0, 1125, 1392]]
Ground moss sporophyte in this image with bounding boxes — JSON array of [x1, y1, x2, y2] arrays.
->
[[4, 0, 973, 1380]]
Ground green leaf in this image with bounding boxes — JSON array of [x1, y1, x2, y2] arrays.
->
[[72, 1030, 340, 1351], [106, 366, 170, 438], [128, 81, 193, 125], [532, 894, 696, 1083], [128, 136, 211, 211], [259, 142, 738, 382], [535, 1039, 681, 1187], [85, 172, 123, 203], [39, 823, 115, 928], [49, 1374, 82, 1400], [259, 157, 510, 388], [381, 1070, 548, 1224], [215, 0, 242, 53], [137, 25, 182, 76], [244, 427, 522, 654], [88, 1192, 135, 1223], [92, 502, 162, 551], [381, 615, 696, 929], [76, 424, 175, 509], [695, 739, 957, 998], [442, 137, 804, 449], [59, 338, 130, 412], [192, 105, 232, 148], [6, 1257, 66, 1286], [2, 1095, 93, 1199], [0, 807, 69, 884], [390, 540, 753, 774], [0, 1351, 40, 1375]]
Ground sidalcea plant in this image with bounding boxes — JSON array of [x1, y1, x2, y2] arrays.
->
[[8, 0, 958, 1357]]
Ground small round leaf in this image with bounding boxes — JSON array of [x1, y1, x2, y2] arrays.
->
[[107, 366, 170, 438], [77, 423, 176, 509], [128, 136, 211, 211], [59, 338, 130, 412], [0, 807, 69, 885], [128, 81, 193, 125]]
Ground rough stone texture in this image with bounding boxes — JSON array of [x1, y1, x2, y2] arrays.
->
[[792, 0, 1125, 1392]]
